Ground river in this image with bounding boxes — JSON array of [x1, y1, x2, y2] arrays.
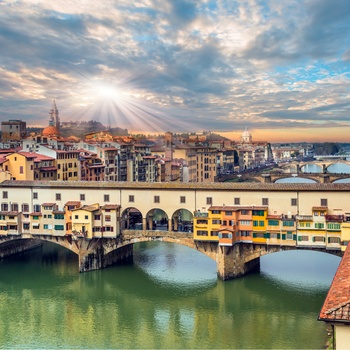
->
[[0, 241, 340, 349]]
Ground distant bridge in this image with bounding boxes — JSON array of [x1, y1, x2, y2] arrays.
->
[[280, 159, 350, 173]]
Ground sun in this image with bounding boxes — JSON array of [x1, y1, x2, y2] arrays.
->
[[96, 84, 120, 99]]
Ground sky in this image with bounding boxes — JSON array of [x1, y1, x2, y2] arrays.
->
[[0, 0, 350, 142]]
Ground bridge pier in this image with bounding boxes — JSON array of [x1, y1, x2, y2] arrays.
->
[[216, 244, 260, 280], [78, 239, 133, 272]]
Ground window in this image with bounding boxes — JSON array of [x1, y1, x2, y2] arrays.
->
[[313, 236, 325, 242], [283, 220, 294, 227], [85, 215, 88, 220], [104, 194, 110, 202], [33, 192, 38, 199], [286, 233, 294, 240], [11, 203, 18, 212], [80, 194, 85, 201], [54, 225, 64, 230], [23, 223, 30, 230], [196, 230, 208, 236], [268, 220, 279, 226], [43, 224, 49, 229], [154, 196, 160, 203], [234, 197, 240, 205], [105, 215, 111, 222], [315, 223, 324, 229], [328, 237, 340, 244], [298, 235, 309, 241], [328, 223, 340, 230], [206, 197, 212, 205], [241, 210, 249, 215], [197, 219, 208, 224], [129, 195, 134, 202], [94, 215, 101, 220], [2, 191, 8, 199], [75, 215, 79, 219], [19, 166, 24, 174], [1, 203, 8, 211], [56, 193, 61, 201], [262, 198, 269, 206], [33, 204, 41, 212], [252, 210, 264, 216], [259, 221, 265, 226], [240, 220, 251, 225], [225, 211, 232, 216], [180, 196, 186, 204], [291, 198, 297, 206], [321, 198, 328, 207], [212, 210, 221, 214], [54, 214, 64, 220], [212, 219, 221, 225]]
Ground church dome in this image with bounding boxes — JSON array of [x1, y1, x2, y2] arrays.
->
[[242, 129, 251, 138], [241, 128, 252, 143], [42, 125, 59, 136]]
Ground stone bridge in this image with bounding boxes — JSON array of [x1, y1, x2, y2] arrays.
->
[[280, 159, 350, 173], [237, 172, 350, 183], [0, 230, 342, 280]]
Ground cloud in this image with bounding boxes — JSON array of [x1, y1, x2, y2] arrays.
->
[[0, 0, 349, 140]]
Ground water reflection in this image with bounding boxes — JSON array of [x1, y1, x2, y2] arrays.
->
[[276, 177, 316, 183], [0, 241, 340, 349]]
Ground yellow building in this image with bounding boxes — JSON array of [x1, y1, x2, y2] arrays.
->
[[71, 203, 100, 239], [5, 151, 35, 181], [340, 213, 350, 251]]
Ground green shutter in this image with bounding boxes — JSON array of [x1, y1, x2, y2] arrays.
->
[[282, 234, 286, 240]]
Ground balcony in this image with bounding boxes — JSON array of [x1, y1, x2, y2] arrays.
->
[[194, 212, 208, 218], [296, 215, 313, 221], [325, 215, 344, 222]]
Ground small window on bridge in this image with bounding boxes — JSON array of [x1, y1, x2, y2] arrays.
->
[[262, 198, 269, 206], [291, 198, 297, 206], [80, 194, 85, 201], [206, 197, 212, 205], [129, 195, 134, 202], [154, 196, 160, 203], [2, 191, 8, 199], [104, 194, 110, 202], [321, 198, 328, 207], [56, 193, 61, 201], [234, 197, 240, 205], [180, 196, 186, 203]]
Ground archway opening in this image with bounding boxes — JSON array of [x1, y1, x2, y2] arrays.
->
[[121, 207, 143, 230], [146, 209, 168, 231], [172, 209, 193, 232]]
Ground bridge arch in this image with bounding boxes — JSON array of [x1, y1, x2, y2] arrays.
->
[[273, 175, 318, 183]]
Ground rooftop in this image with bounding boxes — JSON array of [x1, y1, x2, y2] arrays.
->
[[3, 180, 350, 192], [319, 244, 350, 324]]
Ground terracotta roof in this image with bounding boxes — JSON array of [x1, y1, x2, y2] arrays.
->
[[319, 244, 350, 323], [312, 206, 328, 211], [101, 204, 120, 210], [41, 203, 56, 207], [65, 201, 81, 207]]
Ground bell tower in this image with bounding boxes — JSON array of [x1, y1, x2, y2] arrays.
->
[[49, 99, 60, 132]]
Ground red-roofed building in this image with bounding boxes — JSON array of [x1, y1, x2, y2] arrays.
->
[[319, 244, 350, 349]]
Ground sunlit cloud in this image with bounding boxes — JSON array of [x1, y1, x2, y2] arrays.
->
[[0, 0, 349, 140]]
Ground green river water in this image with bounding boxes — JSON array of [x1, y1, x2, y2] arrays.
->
[[0, 241, 340, 349]]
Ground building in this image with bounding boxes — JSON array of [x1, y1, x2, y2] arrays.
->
[[1, 120, 27, 142]]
